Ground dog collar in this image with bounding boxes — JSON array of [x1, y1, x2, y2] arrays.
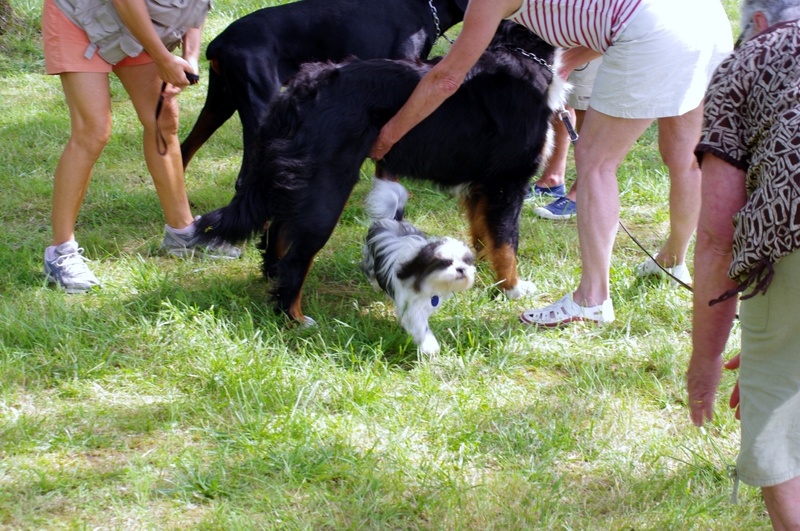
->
[[431, 295, 440, 307]]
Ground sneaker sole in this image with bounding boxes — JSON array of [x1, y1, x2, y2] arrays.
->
[[519, 314, 602, 327], [533, 209, 575, 220], [45, 276, 98, 294], [163, 247, 241, 260]]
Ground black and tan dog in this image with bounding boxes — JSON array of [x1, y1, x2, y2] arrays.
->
[[180, 0, 469, 169], [196, 22, 566, 324]]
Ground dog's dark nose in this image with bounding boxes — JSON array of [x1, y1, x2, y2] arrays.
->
[[456, 267, 466, 276]]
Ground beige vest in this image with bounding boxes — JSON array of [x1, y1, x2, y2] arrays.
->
[[52, 0, 210, 64]]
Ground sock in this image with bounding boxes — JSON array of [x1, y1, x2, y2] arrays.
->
[[167, 220, 196, 235]]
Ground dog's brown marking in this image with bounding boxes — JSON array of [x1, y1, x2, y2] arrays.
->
[[461, 193, 519, 291], [275, 225, 290, 259], [461, 194, 491, 257], [210, 57, 221, 75], [288, 295, 305, 322], [490, 244, 519, 291]]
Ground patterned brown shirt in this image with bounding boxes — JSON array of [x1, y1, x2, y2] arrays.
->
[[696, 20, 800, 295]]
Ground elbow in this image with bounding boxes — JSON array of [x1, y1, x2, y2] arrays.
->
[[440, 78, 461, 97], [434, 74, 463, 100]]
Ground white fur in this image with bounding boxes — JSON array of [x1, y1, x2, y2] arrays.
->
[[361, 178, 475, 355]]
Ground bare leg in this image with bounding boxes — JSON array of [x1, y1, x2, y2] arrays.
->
[[115, 63, 194, 230], [763, 476, 800, 530], [572, 108, 652, 306], [51, 72, 113, 246], [654, 104, 704, 268], [536, 111, 586, 201], [533, 110, 572, 189]]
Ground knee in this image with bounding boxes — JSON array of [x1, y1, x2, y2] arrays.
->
[[71, 118, 111, 158], [574, 144, 617, 183], [142, 96, 180, 137]]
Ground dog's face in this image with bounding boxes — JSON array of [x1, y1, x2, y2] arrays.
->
[[401, 238, 476, 296]]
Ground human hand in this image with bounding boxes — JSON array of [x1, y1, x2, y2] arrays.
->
[[724, 352, 741, 420], [687, 353, 724, 427], [156, 54, 196, 88], [370, 127, 394, 160]]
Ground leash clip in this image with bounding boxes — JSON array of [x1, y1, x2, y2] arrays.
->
[[559, 109, 579, 143]]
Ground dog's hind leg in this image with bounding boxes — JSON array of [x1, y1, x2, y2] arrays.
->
[[271, 174, 359, 324]]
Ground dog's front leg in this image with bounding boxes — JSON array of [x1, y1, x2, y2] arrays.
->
[[397, 300, 440, 355]]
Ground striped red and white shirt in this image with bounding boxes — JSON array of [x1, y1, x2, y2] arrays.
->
[[508, 0, 643, 53]]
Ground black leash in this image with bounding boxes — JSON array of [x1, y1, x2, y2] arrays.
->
[[617, 220, 694, 293], [155, 72, 199, 156]]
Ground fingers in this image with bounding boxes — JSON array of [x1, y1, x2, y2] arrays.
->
[[724, 352, 741, 370], [689, 395, 715, 427], [369, 140, 390, 160]]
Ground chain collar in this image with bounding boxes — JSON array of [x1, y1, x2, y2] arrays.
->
[[503, 46, 554, 75], [428, 0, 455, 44]]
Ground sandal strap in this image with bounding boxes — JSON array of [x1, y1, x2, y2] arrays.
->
[[520, 293, 614, 327]]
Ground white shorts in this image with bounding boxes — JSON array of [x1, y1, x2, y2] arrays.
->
[[590, 0, 732, 118], [567, 58, 600, 111]]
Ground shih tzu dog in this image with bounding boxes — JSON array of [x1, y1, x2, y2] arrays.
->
[[360, 178, 475, 355]]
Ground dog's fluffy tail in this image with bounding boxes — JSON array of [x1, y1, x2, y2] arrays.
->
[[364, 177, 409, 222]]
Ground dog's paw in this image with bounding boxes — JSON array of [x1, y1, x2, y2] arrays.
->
[[300, 315, 317, 328], [418, 334, 441, 356], [504, 279, 537, 300]]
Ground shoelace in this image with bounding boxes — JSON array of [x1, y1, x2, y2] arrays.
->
[[53, 248, 91, 273]]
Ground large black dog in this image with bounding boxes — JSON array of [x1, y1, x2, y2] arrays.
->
[[180, 0, 469, 168], [196, 22, 566, 324]]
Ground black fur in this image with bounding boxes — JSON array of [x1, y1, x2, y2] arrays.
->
[[180, 0, 469, 169], [196, 22, 563, 322]]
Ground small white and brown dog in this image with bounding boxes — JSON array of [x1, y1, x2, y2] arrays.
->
[[360, 178, 475, 355]]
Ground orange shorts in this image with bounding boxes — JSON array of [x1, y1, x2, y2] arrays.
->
[[42, 0, 152, 74]]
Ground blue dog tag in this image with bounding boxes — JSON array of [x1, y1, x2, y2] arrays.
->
[[431, 295, 439, 307]]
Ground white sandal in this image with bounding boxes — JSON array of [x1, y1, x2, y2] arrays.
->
[[519, 293, 614, 327]]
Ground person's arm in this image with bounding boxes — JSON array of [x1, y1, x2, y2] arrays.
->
[[111, 0, 193, 87], [688, 153, 747, 427], [559, 46, 602, 79], [181, 26, 202, 76], [369, 0, 522, 160]]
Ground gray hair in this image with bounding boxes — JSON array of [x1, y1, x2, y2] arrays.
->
[[741, 0, 800, 32]]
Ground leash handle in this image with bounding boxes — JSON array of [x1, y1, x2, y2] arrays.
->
[[560, 109, 579, 143], [155, 73, 199, 156]]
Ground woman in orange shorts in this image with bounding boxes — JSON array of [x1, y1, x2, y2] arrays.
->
[[42, 0, 239, 293]]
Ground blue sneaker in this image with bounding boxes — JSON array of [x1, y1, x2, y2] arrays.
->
[[524, 184, 567, 202], [533, 196, 576, 220]]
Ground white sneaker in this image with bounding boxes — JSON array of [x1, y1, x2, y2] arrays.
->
[[636, 257, 692, 287], [161, 216, 242, 259], [43, 241, 101, 293]]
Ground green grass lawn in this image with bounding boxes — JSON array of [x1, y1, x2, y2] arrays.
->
[[0, 1, 766, 528]]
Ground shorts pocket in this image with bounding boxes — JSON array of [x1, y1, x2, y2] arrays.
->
[[740, 289, 769, 333], [148, 0, 186, 28]]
